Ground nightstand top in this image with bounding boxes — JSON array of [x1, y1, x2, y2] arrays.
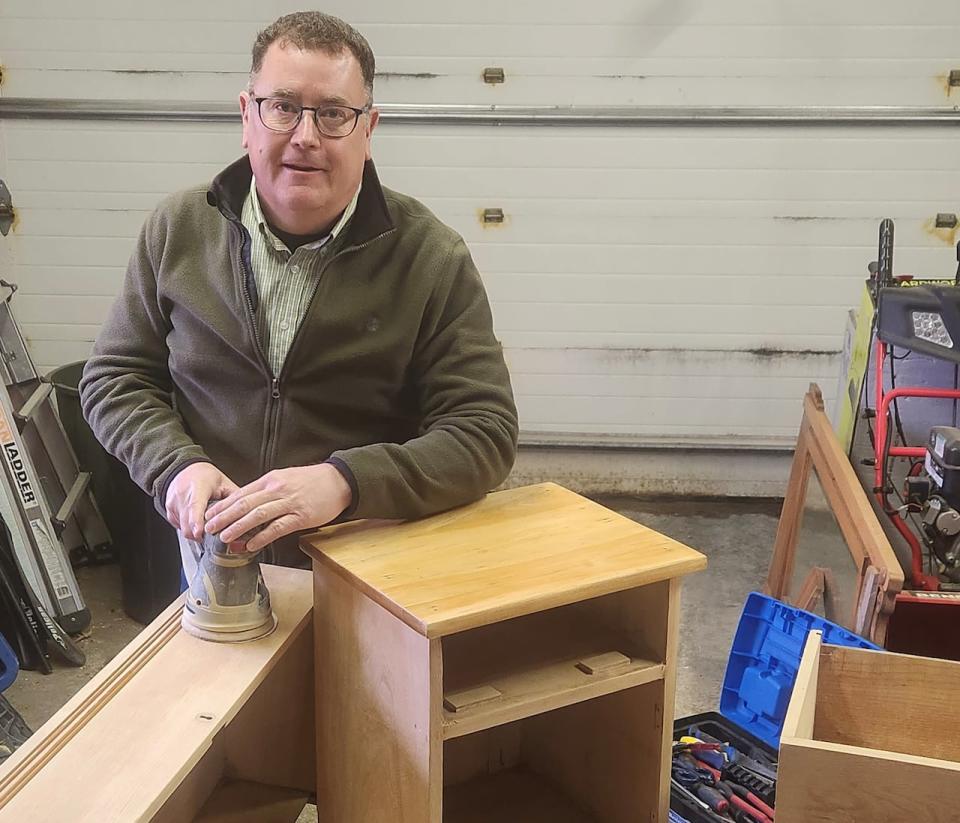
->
[[300, 482, 707, 637]]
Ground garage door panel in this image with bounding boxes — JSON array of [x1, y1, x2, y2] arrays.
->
[[3, 2, 958, 448]]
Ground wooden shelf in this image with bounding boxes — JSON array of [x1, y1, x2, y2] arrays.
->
[[444, 769, 597, 823], [441, 608, 664, 740]]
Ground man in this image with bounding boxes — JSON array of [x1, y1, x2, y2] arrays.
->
[[79, 12, 518, 570]]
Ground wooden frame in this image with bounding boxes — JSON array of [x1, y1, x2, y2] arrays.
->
[[778, 631, 960, 822], [765, 384, 904, 645], [0, 566, 315, 823]]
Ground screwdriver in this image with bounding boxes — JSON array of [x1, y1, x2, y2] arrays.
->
[[695, 783, 729, 815], [715, 781, 772, 823], [726, 782, 775, 819]]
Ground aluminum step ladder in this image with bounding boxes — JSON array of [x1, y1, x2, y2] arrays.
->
[[0, 280, 111, 634]]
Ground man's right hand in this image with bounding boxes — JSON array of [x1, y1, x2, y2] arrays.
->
[[164, 462, 239, 541]]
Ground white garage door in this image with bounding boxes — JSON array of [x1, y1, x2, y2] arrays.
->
[[1, 1, 958, 492]]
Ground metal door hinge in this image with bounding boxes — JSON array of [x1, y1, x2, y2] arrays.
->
[[936, 213, 959, 229], [950, 70, 960, 88], [0, 181, 14, 236], [482, 67, 505, 84], [482, 208, 505, 224]]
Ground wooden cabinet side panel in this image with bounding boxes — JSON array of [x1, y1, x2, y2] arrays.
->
[[778, 741, 960, 823], [223, 624, 316, 792], [571, 579, 670, 663], [149, 739, 226, 823], [521, 682, 665, 823], [314, 567, 442, 823], [816, 645, 960, 761]]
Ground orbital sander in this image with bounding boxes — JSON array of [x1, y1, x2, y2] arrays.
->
[[181, 527, 278, 643]]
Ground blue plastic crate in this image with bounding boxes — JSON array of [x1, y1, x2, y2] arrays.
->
[[719, 592, 879, 748], [0, 632, 19, 692]]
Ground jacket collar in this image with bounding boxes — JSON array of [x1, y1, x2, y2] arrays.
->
[[206, 155, 395, 248]]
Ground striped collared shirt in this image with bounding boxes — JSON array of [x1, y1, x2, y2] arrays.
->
[[240, 177, 360, 375]]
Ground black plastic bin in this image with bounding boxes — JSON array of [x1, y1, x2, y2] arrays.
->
[[48, 361, 181, 624]]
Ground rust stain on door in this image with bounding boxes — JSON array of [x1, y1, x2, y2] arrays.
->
[[923, 217, 959, 247], [937, 70, 960, 97]]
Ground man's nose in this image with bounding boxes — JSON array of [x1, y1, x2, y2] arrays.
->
[[291, 112, 322, 147]]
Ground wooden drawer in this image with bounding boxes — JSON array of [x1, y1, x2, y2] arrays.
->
[[778, 630, 960, 823]]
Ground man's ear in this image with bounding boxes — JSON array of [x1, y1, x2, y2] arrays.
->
[[239, 91, 252, 150], [364, 107, 380, 161]]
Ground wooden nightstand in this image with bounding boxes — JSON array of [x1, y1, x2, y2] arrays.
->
[[301, 482, 707, 823]]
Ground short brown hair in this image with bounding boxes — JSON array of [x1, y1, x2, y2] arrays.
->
[[250, 12, 375, 101]]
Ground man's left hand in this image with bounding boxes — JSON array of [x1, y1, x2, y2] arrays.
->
[[204, 463, 353, 552]]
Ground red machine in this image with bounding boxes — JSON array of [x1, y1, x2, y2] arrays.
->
[[869, 218, 960, 592]]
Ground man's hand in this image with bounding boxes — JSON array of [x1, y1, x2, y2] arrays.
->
[[164, 462, 240, 541], [203, 464, 353, 553]]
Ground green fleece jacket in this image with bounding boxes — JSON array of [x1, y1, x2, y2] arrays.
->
[[79, 156, 518, 562]]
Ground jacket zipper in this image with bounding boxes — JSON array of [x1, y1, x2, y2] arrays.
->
[[275, 228, 396, 389], [236, 220, 394, 559], [232, 224, 280, 460]]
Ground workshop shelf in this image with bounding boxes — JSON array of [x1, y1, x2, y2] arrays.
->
[[443, 684, 665, 822], [441, 597, 665, 740]]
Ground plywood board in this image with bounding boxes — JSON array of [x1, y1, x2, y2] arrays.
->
[[301, 483, 706, 637], [313, 568, 442, 823], [815, 644, 960, 762], [0, 565, 313, 823], [778, 739, 960, 823]]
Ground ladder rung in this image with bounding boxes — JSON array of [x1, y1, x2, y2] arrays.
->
[[53, 471, 92, 533], [16, 382, 53, 423]]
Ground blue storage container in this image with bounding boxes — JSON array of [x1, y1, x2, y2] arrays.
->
[[719, 591, 879, 748], [0, 632, 19, 692]]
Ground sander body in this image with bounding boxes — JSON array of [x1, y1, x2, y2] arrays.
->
[[181, 529, 278, 643]]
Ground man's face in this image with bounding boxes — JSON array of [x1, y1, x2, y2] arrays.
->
[[239, 42, 378, 234]]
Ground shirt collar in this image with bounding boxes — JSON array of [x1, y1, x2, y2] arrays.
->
[[248, 175, 361, 253]]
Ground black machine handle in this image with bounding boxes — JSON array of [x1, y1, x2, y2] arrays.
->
[[878, 218, 895, 288]]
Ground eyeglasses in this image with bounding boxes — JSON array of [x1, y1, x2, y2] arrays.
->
[[253, 96, 370, 138]]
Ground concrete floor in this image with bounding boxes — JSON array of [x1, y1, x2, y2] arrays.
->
[[4, 496, 783, 821]]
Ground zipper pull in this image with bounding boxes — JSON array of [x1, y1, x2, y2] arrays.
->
[[271, 378, 280, 399]]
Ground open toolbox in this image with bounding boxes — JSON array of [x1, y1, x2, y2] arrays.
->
[[669, 592, 879, 822]]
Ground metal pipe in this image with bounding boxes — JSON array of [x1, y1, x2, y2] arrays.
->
[[1, 98, 959, 127]]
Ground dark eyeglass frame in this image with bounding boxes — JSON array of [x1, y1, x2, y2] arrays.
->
[[253, 96, 371, 138]]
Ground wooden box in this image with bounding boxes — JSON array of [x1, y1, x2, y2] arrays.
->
[[778, 630, 960, 823]]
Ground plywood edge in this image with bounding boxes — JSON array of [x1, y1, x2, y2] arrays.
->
[[0, 566, 314, 818], [781, 630, 821, 740], [780, 736, 960, 773]]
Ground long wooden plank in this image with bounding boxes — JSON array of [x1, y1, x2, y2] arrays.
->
[[0, 565, 313, 823], [764, 386, 903, 644], [301, 483, 706, 638], [764, 423, 814, 598], [780, 630, 822, 741], [0, 598, 184, 809]]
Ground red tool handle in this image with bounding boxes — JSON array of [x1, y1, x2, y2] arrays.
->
[[690, 755, 721, 782], [728, 793, 772, 823], [695, 784, 728, 814], [730, 783, 776, 819]]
